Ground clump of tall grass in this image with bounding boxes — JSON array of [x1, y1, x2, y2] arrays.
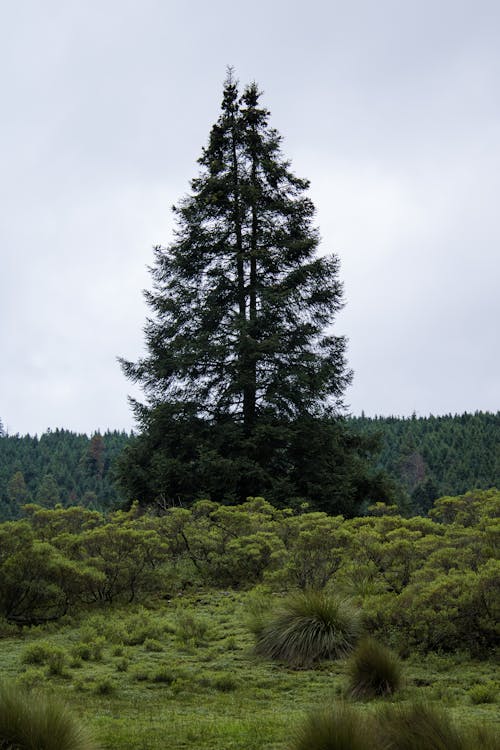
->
[[379, 702, 466, 750], [468, 681, 497, 705], [291, 703, 378, 750], [348, 637, 402, 699], [175, 612, 210, 646], [251, 591, 362, 667], [462, 724, 500, 750], [0, 683, 98, 750]]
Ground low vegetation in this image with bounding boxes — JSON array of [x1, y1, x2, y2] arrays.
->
[[0, 683, 97, 750], [347, 637, 402, 699], [251, 591, 362, 666], [291, 703, 376, 750], [0, 488, 497, 748]]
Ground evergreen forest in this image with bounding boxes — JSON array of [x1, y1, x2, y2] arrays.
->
[[0, 430, 129, 520], [0, 412, 497, 520]]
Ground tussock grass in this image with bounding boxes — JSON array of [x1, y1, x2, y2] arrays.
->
[[291, 703, 378, 750], [0, 683, 98, 750], [251, 591, 362, 667], [348, 637, 402, 699], [379, 702, 465, 750]]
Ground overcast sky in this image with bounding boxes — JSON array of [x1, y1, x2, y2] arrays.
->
[[1, 0, 498, 436]]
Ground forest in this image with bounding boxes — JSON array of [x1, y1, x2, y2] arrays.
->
[[0, 412, 498, 520]]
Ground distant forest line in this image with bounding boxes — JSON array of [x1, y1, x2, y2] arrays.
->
[[0, 411, 498, 520]]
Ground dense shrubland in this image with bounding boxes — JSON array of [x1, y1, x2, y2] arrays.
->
[[0, 489, 497, 657]]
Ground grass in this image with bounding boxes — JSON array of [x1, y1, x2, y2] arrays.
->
[[0, 591, 498, 750], [291, 703, 377, 750], [379, 701, 500, 750], [348, 637, 402, 699], [250, 590, 362, 667], [0, 682, 98, 750]]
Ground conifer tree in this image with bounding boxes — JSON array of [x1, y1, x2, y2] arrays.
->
[[118, 72, 389, 512], [121, 72, 350, 428]]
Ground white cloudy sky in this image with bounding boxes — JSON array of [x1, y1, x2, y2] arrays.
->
[[1, 0, 498, 435]]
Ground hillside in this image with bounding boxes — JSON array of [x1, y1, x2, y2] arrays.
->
[[0, 412, 498, 518]]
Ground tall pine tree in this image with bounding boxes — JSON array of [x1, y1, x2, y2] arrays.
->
[[118, 72, 391, 513]]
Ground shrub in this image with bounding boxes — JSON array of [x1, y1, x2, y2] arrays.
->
[[121, 612, 163, 646], [115, 658, 129, 673], [72, 642, 92, 661], [468, 682, 497, 705], [176, 612, 210, 646], [0, 682, 98, 750], [72, 637, 104, 662], [131, 668, 150, 682], [212, 673, 238, 692], [21, 641, 55, 665], [21, 642, 67, 676], [348, 637, 402, 699], [291, 703, 378, 750], [251, 591, 362, 667], [151, 667, 177, 685], [46, 647, 67, 676], [0, 618, 19, 638], [93, 678, 115, 696], [143, 637, 164, 652], [16, 668, 46, 691]]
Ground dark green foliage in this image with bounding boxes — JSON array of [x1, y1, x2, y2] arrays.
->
[[0, 683, 98, 750], [116, 71, 394, 516], [251, 591, 362, 667], [291, 703, 378, 750], [0, 430, 129, 519], [347, 637, 402, 698], [351, 411, 500, 513], [121, 72, 350, 428]]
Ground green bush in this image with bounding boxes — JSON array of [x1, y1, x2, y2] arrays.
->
[[348, 637, 402, 699], [72, 637, 105, 662], [251, 591, 362, 667], [115, 657, 129, 673], [0, 683, 98, 750], [46, 647, 67, 676], [93, 678, 115, 696], [291, 703, 378, 750], [175, 612, 210, 646], [71, 642, 92, 661], [212, 673, 239, 692], [16, 668, 46, 691], [468, 682, 497, 705], [151, 667, 178, 685], [21, 640, 55, 665], [143, 637, 164, 652]]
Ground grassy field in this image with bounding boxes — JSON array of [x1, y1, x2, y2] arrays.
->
[[1, 590, 498, 750]]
